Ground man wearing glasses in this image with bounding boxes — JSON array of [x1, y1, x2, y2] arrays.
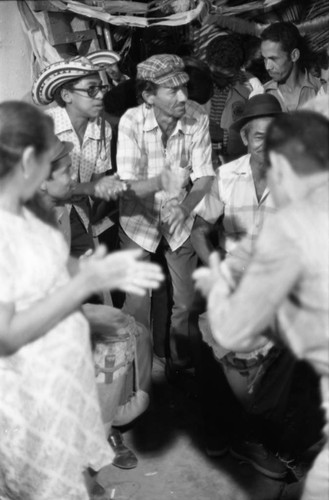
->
[[32, 55, 127, 257]]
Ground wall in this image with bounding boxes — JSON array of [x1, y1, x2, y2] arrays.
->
[[0, 1, 34, 103]]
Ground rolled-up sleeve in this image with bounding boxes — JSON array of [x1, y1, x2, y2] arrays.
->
[[190, 112, 214, 181], [116, 110, 141, 181]]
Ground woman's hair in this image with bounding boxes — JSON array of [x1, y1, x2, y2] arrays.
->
[[0, 101, 57, 226], [0, 101, 54, 180]]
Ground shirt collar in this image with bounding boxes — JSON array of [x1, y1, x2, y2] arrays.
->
[[142, 102, 193, 135], [266, 71, 318, 91], [54, 107, 102, 140]]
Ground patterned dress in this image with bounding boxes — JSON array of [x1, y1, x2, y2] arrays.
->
[[0, 208, 114, 500]]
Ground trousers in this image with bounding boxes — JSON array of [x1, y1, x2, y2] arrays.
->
[[119, 226, 198, 364]]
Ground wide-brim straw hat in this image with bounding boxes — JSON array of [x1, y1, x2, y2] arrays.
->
[[87, 49, 121, 67], [32, 57, 102, 106], [230, 93, 283, 132]]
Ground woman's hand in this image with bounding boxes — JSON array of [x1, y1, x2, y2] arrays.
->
[[80, 246, 164, 296]]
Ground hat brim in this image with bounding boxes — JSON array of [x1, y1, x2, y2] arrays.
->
[[32, 60, 102, 105], [51, 140, 74, 164], [230, 110, 283, 133]]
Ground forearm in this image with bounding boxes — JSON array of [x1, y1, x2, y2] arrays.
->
[[180, 176, 214, 213], [190, 216, 215, 265], [124, 176, 162, 199], [0, 273, 91, 355]]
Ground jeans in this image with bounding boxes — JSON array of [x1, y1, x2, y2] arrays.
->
[[119, 226, 198, 364]]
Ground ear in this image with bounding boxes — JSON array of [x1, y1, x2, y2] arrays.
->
[[21, 146, 36, 179], [240, 128, 248, 147], [290, 48, 300, 63], [61, 88, 72, 105], [142, 90, 155, 107]]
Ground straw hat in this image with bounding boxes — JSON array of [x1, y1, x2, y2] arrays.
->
[[50, 136, 74, 164], [87, 49, 121, 67], [32, 57, 102, 106]]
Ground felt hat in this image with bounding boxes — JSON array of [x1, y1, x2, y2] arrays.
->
[[137, 54, 189, 88], [50, 136, 74, 164], [87, 49, 121, 67], [230, 93, 283, 132], [32, 57, 102, 105]]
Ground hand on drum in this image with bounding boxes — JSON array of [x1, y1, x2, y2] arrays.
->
[[80, 246, 165, 296]]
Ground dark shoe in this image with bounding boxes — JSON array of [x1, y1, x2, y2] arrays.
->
[[230, 440, 288, 480], [108, 428, 138, 470], [205, 434, 230, 457]]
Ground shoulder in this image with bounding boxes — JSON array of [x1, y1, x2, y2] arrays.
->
[[219, 154, 250, 177], [306, 72, 322, 92]]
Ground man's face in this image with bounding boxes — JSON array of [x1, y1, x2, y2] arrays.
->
[[243, 117, 273, 165], [106, 63, 122, 82], [152, 84, 188, 120], [261, 40, 294, 83], [68, 75, 106, 119]]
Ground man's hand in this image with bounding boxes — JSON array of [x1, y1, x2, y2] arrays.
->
[[193, 252, 230, 299], [94, 175, 128, 201], [160, 169, 182, 197], [165, 198, 189, 234]]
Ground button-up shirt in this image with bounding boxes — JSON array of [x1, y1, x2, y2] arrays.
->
[[46, 106, 112, 235], [117, 100, 214, 252], [264, 71, 322, 111], [195, 154, 276, 255], [208, 181, 329, 423]]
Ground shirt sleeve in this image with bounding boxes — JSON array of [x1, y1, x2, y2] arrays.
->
[[207, 213, 303, 352], [194, 170, 224, 224], [116, 110, 141, 181], [190, 111, 215, 182]]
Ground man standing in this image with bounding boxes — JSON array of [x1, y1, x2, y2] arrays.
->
[[116, 54, 214, 370], [261, 22, 321, 111], [204, 108, 329, 500]]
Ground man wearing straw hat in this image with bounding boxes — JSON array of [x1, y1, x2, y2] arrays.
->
[[32, 54, 127, 258]]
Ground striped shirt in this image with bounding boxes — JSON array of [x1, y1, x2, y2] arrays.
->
[[46, 106, 112, 235], [117, 100, 214, 252], [195, 154, 276, 255]]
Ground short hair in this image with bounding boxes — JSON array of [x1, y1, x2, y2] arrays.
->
[[135, 79, 159, 103], [206, 34, 245, 73], [261, 22, 302, 55], [265, 111, 329, 175]]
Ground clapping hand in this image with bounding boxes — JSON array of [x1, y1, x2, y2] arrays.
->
[[80, 246, 165, 296], [193, 252, 230, 299]]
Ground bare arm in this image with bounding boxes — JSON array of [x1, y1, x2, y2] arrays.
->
[[190, 215, 215, 265], [0, 248, 163, 356]]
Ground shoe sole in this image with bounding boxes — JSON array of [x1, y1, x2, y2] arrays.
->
[[230, 449, 287, 480]]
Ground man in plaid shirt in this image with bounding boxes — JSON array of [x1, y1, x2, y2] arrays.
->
[[116, 54, 214, 369]]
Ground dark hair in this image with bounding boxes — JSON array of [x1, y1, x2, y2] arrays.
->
[[206, 35, 245, 72], [0, 101, 54, 179], [53, 73, 99, 107], [183, 57, 214, 104], [135, 79, 159, 103], [260, 22, 311, 69], [265, 111, 329, 175]]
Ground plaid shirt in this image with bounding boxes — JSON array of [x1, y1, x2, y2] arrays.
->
[[195, 154, 276, 255], [46, 106, 112, 235], [117, 100, 214, 252]]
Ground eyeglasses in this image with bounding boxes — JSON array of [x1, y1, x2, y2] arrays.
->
[[71, 85, 110, 98]]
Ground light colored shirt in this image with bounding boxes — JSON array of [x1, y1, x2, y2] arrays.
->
[[46, 106, 112, 235], [117, 100, 214, 252], [208, 181, 329, 418], [195, 154, 276, 255], [264, 71, 322, 111]]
